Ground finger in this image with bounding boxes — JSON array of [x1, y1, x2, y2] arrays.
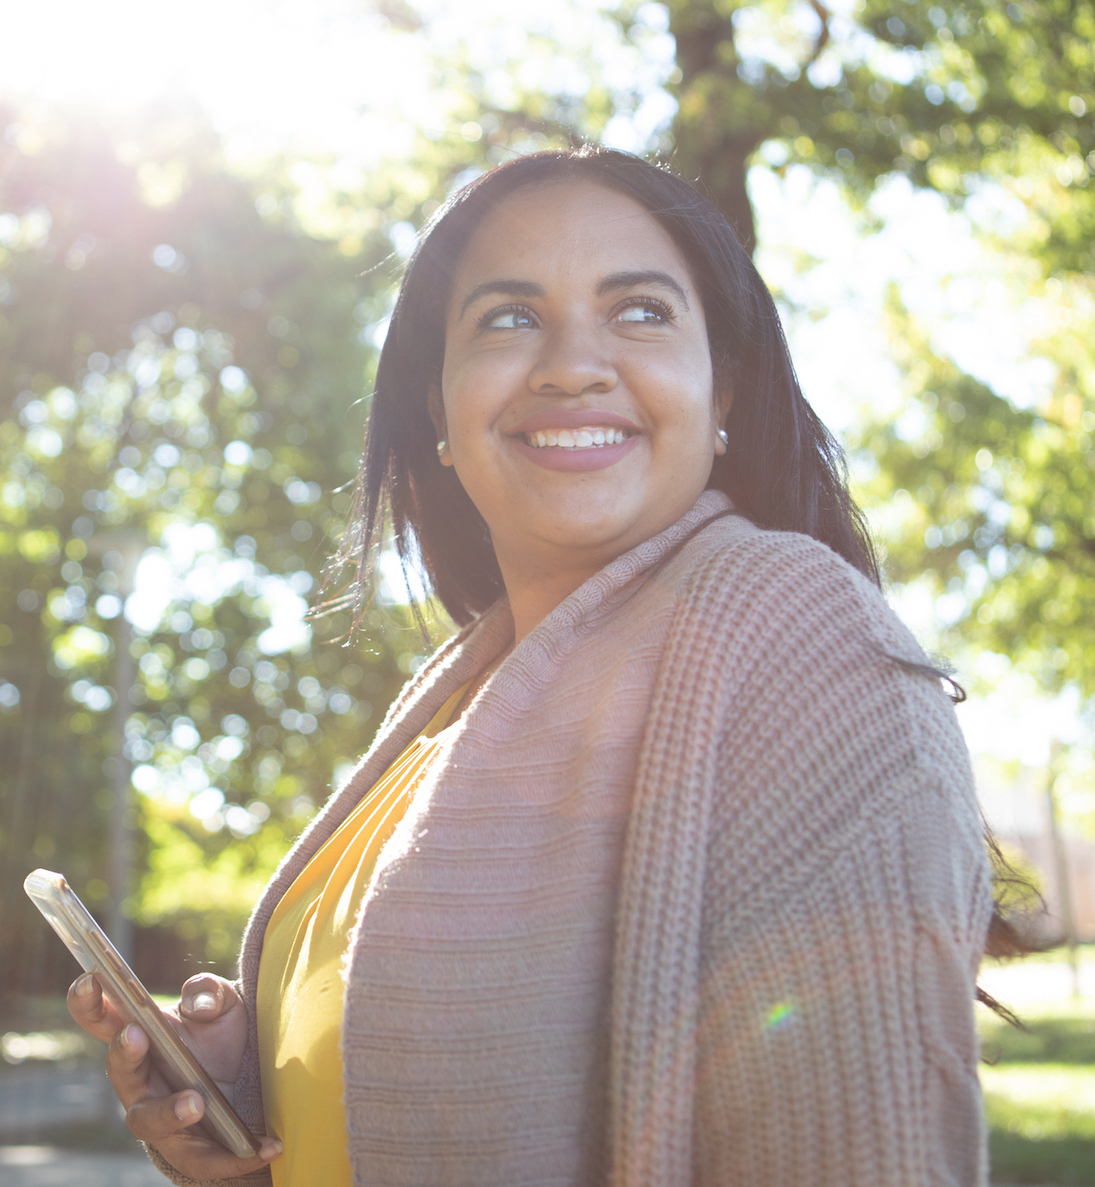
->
[[179, 974, 239, 1021], [67, 973, 126, 1041], [129, 1090, 283, 1179], [125, 1088, 207, 1142], [106, 1023, 156, 1110]]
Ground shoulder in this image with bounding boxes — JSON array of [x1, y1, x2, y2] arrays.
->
[[677, 526, 974, 818], [668, 517, 926, 673], [668, 528, 981, 902], [658, 519, 972, 788]]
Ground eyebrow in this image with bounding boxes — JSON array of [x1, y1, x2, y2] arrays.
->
[[596, 269, 690, 309], [457, 269, 691, 320], [459, 279, 545, 319]]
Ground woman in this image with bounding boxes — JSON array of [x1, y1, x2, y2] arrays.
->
[[70, 146, 993, 1186]]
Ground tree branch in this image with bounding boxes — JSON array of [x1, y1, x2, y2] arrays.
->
[[807, 0, 831, 64]]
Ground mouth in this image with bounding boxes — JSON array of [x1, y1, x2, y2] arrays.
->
[[522, 426, 631, 450], [508, 408, 641, 472], [509, 418, 641, 472]]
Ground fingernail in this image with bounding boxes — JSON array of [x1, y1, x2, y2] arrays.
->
[[175, 1092, 202, 1122], [121, 1024, 141, 1049], [75, 973, 94, 996], [191, 992, 216, 1012], [260, 1139, 284, 1161]]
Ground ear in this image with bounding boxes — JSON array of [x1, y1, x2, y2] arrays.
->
[[427, 384, 453, 466]]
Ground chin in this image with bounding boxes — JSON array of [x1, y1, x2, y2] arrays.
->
[[535, 508, 648, 556]]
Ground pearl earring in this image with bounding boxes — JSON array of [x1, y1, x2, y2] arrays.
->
[[436, 440, 447, 458], [716, 429, 729, 446]]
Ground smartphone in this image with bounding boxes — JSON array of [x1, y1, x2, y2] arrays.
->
[[24, 868, 260, 1158]]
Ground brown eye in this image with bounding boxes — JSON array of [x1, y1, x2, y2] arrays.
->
[[616, 299, 672, 324], [481, 306, 536, 330]]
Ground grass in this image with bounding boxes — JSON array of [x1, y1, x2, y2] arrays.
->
[[980, 948, 1095, 1185]]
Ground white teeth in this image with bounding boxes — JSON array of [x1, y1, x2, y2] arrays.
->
[[524, 426, 629, 449]]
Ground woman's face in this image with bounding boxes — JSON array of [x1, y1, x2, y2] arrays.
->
[[434, 179, 729, 584]]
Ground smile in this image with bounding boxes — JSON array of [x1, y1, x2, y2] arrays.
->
[[524, 427, 630, 449], [511, 431, 640, 472]]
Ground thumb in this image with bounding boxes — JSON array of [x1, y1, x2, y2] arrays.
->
[[178, 975, 235, 1021]]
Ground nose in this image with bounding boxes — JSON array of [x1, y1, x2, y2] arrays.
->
[[527, 321, 617, 396]]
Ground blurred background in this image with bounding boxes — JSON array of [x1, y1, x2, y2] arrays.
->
[[0, 0, 1092, 1182]]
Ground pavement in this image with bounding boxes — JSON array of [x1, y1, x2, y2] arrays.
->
[[0, 1147, 167, 1186], [0, 1066, 112, 1135], [0, 1063, 166, 1185]]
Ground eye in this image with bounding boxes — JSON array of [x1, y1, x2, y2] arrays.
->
[[615, 297, 674, 324], [479, 304, 537, 330]]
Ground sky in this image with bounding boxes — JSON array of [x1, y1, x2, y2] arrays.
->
[[4, 0, 1087, 824], [2, 0, 667, 163]]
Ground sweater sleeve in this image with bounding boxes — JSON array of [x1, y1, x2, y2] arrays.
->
[[143, 1145, 271, 1187], [689, 535, 992, 1186]]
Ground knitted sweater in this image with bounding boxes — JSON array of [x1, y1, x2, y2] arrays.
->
[[154, 491, 992, 1187]]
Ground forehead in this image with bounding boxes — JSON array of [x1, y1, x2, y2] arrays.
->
[[448, 180, 696, 301]]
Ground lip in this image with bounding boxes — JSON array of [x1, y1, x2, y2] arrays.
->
[[508, 407, 642, 435], [511, 435, 641, 472]]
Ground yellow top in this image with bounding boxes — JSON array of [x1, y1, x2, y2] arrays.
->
[[256, 685, 467, 1187]]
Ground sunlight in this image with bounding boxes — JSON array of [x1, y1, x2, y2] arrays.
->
[[5, 0, 1088, 790], [3, 0, 660, 163], [4, 0, 432, 161]]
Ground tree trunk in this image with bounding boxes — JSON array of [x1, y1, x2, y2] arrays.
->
[[667, 3, 762, 256]]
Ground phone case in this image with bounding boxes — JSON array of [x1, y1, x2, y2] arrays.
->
[[24, 868, 260, 1158]]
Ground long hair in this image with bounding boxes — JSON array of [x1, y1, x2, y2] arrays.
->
[[333, 145, 879, 627]]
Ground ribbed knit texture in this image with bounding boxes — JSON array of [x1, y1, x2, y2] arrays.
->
[[148, 490, 992, 1187]]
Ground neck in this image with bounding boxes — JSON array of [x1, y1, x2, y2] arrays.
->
[[488, 493, 724, 644], [496, 554, 604, 645]]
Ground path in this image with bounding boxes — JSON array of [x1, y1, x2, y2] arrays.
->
[[0, 1147, 166, 1186]]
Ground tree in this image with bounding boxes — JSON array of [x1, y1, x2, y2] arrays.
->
[[0, 104, 434, 996], [7, 0, 1092, 996], [661, 0, 1093, 269], [649, 0, 1094, 704], [851, 289, 1095, 695]]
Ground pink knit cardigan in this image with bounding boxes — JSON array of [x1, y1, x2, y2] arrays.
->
[[154, 492, 992, 1186]]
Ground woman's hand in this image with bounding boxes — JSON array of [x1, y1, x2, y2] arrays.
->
[[67, 971, 282, 1180]]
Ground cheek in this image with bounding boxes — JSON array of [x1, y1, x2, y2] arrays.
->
[[643, 332, 712, 397], [644, 358, 715, 431], [442, 356, 523, 432]]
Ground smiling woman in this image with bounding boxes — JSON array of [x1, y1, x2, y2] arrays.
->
[[69, 147, 995, 1187], [431, 181, 726, 642]]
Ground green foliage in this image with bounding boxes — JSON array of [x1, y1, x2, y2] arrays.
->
[[0, 105, 437, 990], [852, 293, 1095, 694], [660, 0, 1094, 263], [5, 0, 1094, 990], [639, 0, 1095, 708]]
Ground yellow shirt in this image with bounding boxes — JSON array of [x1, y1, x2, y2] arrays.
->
[[256, 685, 467, 1187]]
